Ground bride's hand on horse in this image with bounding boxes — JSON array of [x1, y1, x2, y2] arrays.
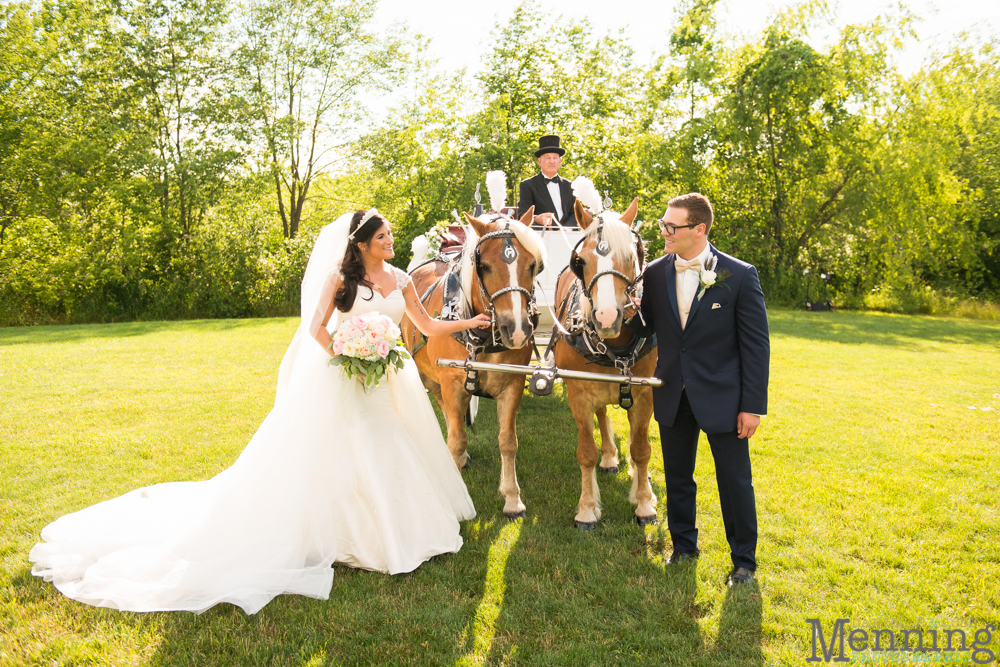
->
[[466, 313, 492, 329]]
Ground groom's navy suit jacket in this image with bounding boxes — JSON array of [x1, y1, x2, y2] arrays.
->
[[631, 244, 770, 433]]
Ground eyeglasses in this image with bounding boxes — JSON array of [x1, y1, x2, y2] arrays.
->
[[657, 219, 700, 235]]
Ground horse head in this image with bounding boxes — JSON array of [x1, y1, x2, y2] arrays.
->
[[461, 207, 547, 349], [570, 197, 643, 338]]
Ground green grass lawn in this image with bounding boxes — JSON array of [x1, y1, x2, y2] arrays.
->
[[1, 310, 998, 666]]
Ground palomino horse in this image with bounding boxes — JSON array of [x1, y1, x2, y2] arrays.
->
[[552, 198, 658, 529], [402, 208, 546, 518]]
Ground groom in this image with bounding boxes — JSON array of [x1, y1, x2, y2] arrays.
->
[[628, 193, 769, 586]]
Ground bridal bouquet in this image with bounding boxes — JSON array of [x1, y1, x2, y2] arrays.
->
[[328, 312, 409, 390]]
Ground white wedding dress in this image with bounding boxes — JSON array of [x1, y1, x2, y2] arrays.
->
[[29, 220, 475, 615]]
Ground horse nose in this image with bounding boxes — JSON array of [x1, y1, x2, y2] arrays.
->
[[511, 328, 527, 348], [595, 306, 618, 328], [499, 320, 529, 349]]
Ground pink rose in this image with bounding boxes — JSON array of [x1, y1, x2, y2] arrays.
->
[[344, 325, 362, 340], [366, 330, 380, 342], [375, 340, 391, 357], [332, 340, 344, 355], [372, 322, 387, 335]]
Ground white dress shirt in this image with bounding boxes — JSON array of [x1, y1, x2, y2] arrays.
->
[[545, 177, 564, 222], [675, 244, 712, 330]]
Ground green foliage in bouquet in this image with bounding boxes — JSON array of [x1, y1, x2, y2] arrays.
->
[[328, 345, 409, 390]]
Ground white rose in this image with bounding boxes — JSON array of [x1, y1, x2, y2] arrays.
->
[[701, 269, 717, 286]]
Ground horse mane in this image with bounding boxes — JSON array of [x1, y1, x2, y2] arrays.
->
[[458, 214, 547, 314], [584, 213, 636, 268]]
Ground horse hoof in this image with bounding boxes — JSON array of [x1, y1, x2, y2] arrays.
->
[[504, 510, 526, 520], [635, 515, 657, 526], [575, 521, 596, 531], [461, 458, 471, 470], [599, 466, 619, 475]]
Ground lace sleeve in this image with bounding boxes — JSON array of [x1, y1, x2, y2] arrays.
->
[[393, 266, 411, 292]]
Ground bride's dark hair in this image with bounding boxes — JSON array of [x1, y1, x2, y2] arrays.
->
[[334, 209, 386, 311]]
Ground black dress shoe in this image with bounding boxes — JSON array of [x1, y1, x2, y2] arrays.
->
[[727, 567, 755, 586], [668, 550, 699, 564]]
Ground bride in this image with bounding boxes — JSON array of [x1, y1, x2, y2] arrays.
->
[[29, 209, 490, 615]]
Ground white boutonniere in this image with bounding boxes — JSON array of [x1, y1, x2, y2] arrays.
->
[[697, 255, 731, 301]]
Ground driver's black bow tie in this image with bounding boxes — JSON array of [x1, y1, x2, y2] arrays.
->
[[544, 176, 560, 184]]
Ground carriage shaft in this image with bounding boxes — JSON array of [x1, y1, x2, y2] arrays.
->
[[435, 358, 663, 387]]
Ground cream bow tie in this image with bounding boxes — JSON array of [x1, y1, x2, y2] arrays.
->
[[675, 258, 702, 273]]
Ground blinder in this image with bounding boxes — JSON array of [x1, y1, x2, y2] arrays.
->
[[570, 251, 585, 282]]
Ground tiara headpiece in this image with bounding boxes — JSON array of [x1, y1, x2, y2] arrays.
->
[[349, 208, 380, 241]]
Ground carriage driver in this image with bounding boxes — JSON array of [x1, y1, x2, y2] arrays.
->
[[516, 135, 577, 228]]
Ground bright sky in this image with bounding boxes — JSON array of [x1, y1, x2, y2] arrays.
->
[[373, 0, 999, 77]]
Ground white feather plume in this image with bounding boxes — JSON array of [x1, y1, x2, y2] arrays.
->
[[406, 234, 430, 272], [485, 171, 507, 212], [572, 176, 603, 214]]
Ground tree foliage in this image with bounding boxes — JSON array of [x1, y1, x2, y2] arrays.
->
[[1, 0, 998, 325]]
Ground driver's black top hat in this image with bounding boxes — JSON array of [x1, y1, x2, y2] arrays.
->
[[534, 135, 566, 158]]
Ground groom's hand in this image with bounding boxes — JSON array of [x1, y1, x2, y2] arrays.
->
[[624, 297, 640, 320], [737, 412, 760, 440]]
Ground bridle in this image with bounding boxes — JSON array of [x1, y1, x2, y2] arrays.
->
[[455, 217, 544, 395], [556, 214, 651, 408], [471, 220, 543, 348], [569, 215, 646, 316]]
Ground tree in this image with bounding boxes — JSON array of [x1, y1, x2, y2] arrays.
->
[[121, 0, 245, 240], [235, 0, 407, 239], [708, 5, 917, 298], [905, 39, 1000, 296]]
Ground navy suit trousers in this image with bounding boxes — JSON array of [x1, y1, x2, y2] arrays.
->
[[660, 390, 758, 570]]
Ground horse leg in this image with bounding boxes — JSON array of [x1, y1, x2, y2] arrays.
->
[[440, 373, 472, 469], [495, 381, 526, 519], [570, 388, 602, 529], [627, 388, 658, 525], [596, 406, 620, 474]]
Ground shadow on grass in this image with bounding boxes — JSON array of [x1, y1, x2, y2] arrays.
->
[[769, 309, 1000, 347], [8, 389, 727, 666], [469, 393, 711, 666], [714, 583, 763, 665], [0, 318, 295, 347]]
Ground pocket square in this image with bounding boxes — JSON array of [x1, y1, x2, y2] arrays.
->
[[711, 303, 722, 309]]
